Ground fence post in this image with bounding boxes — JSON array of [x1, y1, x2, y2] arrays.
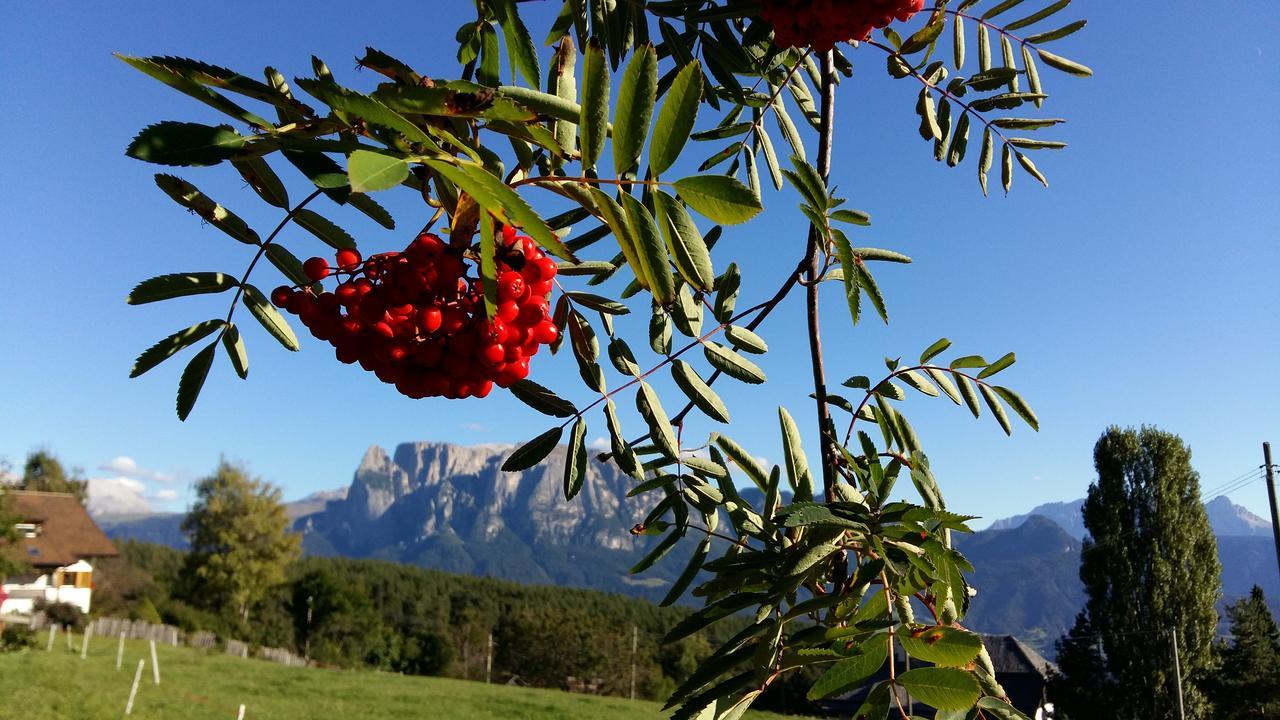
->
[[124, 659, 145, 716], [117, 631, 126, 670], [46, 624, 57, 652], [81, 623, 93, 660], [237, 704, 246, 720], [150, 639, 161, 685]]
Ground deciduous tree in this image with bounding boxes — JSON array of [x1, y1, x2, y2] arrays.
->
[[181, 461, 300, 622], [19, 450, 87, 504]]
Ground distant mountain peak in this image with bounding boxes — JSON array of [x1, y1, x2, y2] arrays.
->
[[990, 494, 1272, 539]]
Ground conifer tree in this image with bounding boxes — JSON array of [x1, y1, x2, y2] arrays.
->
[[19, 449, 88, 504], [1210, 586, 1280, 718], [1051, 426, 1222, 720]]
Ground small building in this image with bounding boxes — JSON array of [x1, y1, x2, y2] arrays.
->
[[0, 491, 118, 617]]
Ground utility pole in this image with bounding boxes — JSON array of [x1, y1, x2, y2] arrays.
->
[[1170, 629, 1185, 720], [629, 625, 638, 701], [1264, 442, 1280, 582]]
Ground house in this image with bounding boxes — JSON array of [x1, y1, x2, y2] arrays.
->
[[821, 634, 1056, 718], [0, 491, 118, 617]]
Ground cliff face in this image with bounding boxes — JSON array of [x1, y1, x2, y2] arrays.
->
[[298, 441, 659, 562]]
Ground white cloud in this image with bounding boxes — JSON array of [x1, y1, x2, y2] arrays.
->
[[588, 437, 609, 450], [98, 456, 175, 484], [88, 476, 151, 516], [152, 489, 178, 502]]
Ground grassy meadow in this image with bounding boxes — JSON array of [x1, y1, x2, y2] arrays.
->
[[1, 632, 796, 720]]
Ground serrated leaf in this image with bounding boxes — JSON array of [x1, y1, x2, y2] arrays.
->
[[977, 697, 1033, 720], [502, 426, 563, 472], [977, 352, 1016, 379], [778, 407, 812, 502], [896, 626, 983, 667], [127, 272, 238, 305], [714, 263, 741, 322], [650, 61, 703, 176], [221, 323, 249, 379], [233, 158, 289, 209], [347, 149, 408, 193], [566, 291, 630, 315], [614, 44, 657, 176], [713, 434, 768, 491], [493, 0, 541, 88], [807, 635, 888, 700], [853, 261, 888, 324], [265, 245, 310, 287], [655, 191, 715, 292], [672, 360, 730, 423], [619, 193, 675, 305], [724, 326, 767, 354], [830, 209, 871, 226], [294, 79, 432, 144], [564, 417, 587, 500], [130, 319, 225, 378], [832, 229, 861, 325], [993, 386, 1038, 431], [292, 209, 355, 250], [176, 341, 218, 421], [127, 121, 245, 167], [509, 379, 577, 418], [899, 667, 981, 711], [636, 381, 679, 459], [425, 159, 574, 261], [979, 384, 1012, 435], [154, 174, 260, 245], [579, 39, 610, 171], [674, 175, 762, 225], [704, 342, 766, 384], [241, 284, 299, 351]]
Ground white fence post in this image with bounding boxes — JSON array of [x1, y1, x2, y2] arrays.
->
[[150, 639, 160, 685], [46, 624, 57, 652], [124, 659, 145, 716], [236, 704, 246, 720], [81, 623, 93, 660], [117, 631, 126, 670]]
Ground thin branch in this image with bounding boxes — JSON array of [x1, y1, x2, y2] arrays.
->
[[806, 50, 838, 502]]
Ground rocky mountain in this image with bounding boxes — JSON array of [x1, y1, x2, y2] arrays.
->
[[988, 495, 1272, 539], [100, 441, 1280, 655]]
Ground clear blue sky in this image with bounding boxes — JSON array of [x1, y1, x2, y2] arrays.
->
[[2, 2, 1277, 526]]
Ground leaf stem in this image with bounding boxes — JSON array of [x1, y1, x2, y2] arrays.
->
[[806, 50, 838, 503]]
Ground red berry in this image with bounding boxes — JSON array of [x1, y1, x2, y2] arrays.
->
[[303, 257, 330, 281], [270, 286, 293, 308], [498, 271, 526, 302], [335, 248, 362, 270]]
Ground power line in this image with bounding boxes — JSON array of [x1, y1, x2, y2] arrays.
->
[[1201, 467, 1265, 498]]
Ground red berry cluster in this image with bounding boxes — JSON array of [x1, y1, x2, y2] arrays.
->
[[760, 0, 924, 50], [272, 227, 560, 399]]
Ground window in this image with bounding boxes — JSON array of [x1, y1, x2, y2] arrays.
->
[[14, 522, 39, 538]]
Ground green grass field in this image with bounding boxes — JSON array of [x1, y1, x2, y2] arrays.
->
[[0, 633, 794, 720]]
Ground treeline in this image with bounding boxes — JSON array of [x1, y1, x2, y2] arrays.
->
[[93, 540, 815, 708]]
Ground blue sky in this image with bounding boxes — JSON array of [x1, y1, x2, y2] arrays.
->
[[2, 2, 1277, 526]]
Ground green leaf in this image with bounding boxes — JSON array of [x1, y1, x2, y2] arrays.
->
[[953, 15, 966, 69], [993, 387, 1039, 431], [549, 36, 578, 154], [671, 360, 730, 423], [425, 159, 574, 261], [636, 381, 679, 459], [830, 209, 871, 227], [265, 245, 311, 287], [126, 122, 245, 167], [832, 229, 861, 325], [292, 209, 355, 250], [493, 0, 541, 88], [921, 338, 952, 364], [154, 174, 260, 245], [714, 434, 768, 491], [979, 384, 1012, 435], [896, 626, 983, 667], [115, 55, 277, 129], [1016, 151, 1049, 187], [807, 635, 889, 700], [1026, 19, 1088, 45], [126, 272, 238, 305], [588, 188, 649, 290], [898, 667, 981, 711], [564, 417, 587, 500], [673, 175, 762, 225], [977, 697, 1033, 720], [713, 263, 740, 322], [220, 323, 249, 379], [1036, 48, 1093, 77], [509, 379, 577, 418], [853, 261, 888, 324], [130, 319, 225, 378], [662, 536, 709, 607], [655, 191, 715, 292], [566, 291, 629, 315], [725, 326, 767, 354], [293, 79, 432, 144], [233, 158, 289, 209], [778, 407, 813, 502], [241, 284, 299, 351], [579, 39, 610, 171], [619, 193, 676, 305], [650, 61, 703, 176], [956, 374, 982, 418], [977, 351, 1015, 379], [614, 44, 657, 176], [176, 341, 218, 421], [502, 426, 564, 472], [347, 150, 408, 193], [704, 342, 766, 384]]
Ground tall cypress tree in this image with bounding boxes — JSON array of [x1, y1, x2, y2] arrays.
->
[[1050, 426, 1221, 720], [1210, 586, 1280, 717]]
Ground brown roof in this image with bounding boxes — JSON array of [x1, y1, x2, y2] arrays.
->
[[5, 491, 118, 568]]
